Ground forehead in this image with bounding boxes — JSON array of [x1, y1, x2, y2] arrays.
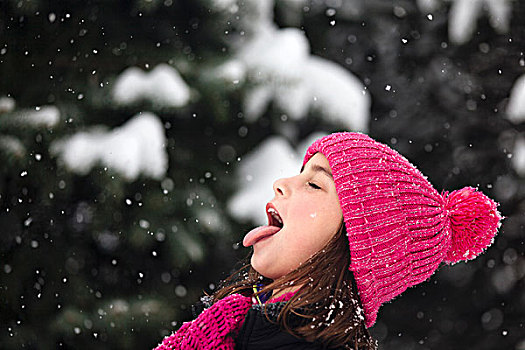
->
[[302, 153, 334, 180], [305, 152, 330, 168]]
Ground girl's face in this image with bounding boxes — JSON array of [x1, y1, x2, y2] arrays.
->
[[248, 153, 343, 279]]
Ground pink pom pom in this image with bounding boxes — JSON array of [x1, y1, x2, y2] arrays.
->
[[443, 187, 502, 264]]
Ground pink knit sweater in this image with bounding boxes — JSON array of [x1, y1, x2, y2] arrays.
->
[[154, 294, 252, 350], [153, 292, 294, 350]]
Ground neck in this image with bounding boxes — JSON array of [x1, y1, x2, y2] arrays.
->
[[270, 285, 300, 300]]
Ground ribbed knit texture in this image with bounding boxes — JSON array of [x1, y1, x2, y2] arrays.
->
[[154, 294, 252, 350], [153, 292, 295, 349], [303, 132, 502, 328]]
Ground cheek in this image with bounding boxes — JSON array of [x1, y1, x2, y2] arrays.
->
[[297, 200, 341, 229], [286, 210, 339, 249], [291, 200, 319, 221]]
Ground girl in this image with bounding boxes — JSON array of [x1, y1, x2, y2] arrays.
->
[[154, 132, 502, 349]]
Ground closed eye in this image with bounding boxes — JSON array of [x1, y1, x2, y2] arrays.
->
[[308, 182, 321, 190]]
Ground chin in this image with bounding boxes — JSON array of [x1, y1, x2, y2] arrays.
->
[[251, 258, 281, 279]]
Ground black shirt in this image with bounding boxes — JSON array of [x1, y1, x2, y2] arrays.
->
[[235, 304, 338, 350]]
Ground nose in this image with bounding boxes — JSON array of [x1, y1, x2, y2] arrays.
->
[[273, 177, 289, 197]]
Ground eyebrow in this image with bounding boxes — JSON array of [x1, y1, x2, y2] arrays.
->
[[300, 164, 333, 179]]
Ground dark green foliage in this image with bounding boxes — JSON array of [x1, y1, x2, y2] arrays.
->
[[0, 1, 523, 349]]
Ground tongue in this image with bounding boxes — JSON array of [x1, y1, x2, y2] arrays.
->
[[243, 225, 281, 247]]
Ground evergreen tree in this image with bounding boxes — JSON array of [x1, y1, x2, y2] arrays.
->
[[0, 1, 523, 349]]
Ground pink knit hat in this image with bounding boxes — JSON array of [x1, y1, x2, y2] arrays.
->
[[303, 132, 502, 328]]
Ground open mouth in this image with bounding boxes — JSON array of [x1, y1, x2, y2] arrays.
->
[[242, 204, 283, 247], [266, 204, 284, 229]]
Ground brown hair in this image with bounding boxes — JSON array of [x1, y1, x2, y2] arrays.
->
[[213, 226, 377, 349]]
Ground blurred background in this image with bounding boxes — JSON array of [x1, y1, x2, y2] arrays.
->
[[1, 0, 524, 349]]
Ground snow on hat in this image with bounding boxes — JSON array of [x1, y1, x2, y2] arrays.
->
[[303, 132, 502, 328]]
